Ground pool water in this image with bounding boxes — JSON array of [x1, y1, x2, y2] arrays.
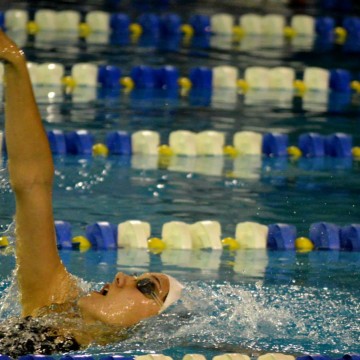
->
[[2, 249, 360, 358], [0, 155, 359, 237], [1, 0, 360, 358]]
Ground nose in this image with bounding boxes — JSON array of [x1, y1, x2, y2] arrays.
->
[[114, 272, 134, 288]]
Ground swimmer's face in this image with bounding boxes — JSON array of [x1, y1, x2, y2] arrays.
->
[[77, 272, 170, 327]]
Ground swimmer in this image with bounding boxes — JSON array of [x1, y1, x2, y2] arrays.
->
[[0, 30, 183, 356]]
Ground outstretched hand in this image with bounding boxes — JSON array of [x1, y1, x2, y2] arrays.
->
[[0, 29, 25, 65]]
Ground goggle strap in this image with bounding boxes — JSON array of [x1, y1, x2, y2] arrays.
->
[[151, 291, 164, 307]]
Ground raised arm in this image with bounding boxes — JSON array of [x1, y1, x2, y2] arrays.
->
[[1, 31, 77, 316]]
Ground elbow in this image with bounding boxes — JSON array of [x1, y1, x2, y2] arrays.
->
[[11, 177, 54, 195], [9, 162, 54, 194]]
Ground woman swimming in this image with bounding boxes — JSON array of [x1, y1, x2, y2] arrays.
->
[[0, 29, 183, 356]]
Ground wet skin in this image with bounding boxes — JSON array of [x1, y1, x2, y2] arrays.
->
[[78, 272, 170, 327], [0, 29, 173, 344]]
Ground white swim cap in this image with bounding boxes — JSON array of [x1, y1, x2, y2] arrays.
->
[[159, 275, 184, 313]]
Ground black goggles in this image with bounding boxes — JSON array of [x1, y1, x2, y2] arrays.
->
[[136, 277, 163, 307]]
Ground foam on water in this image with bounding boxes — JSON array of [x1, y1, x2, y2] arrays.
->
[[0, 273, 21, 319], [1, 246, 360, 357], [79, 281, 360, 357]]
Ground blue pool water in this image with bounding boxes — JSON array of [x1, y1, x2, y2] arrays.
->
[[2, 248, 360, 357], [0, 155, 359, 237], [1, 0, 360, 358]]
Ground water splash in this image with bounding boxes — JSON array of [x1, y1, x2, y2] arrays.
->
[[81, 280, 360, 358], [0, 222, 20, 318], [1, 221, 16, 253], [0, 271, 21, 319], [0, 167, 11, 192], [0, 270, 360, 357], [86, 281, 297, 356]]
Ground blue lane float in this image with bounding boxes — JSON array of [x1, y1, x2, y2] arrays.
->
[[189, 14, 210, 35], [155, 66, 180, 90], [267, 224, 296, 250], [262, 133, 289, 157], [0, 12, 4, 30], [137, 13, 160, 37], [130, 65, 157, 89], [343, 16, 360, 38], [298, 133, 326, 158], [340, 225, 360, 251], [309, 222, 341, 250], [59, 356, 95, 360], [65, 131, 94, 155], [98, 65, 122, 89], [110, 13, 130, 34], [55, 220, 73, 249], [86, 221, 117, 250], [101, 356, 134, 360], [321, 0, 353, 11], [297, 355, 333, 360], [339, 355, 360, 360], [329, 69, 352, 93], [105, 131, 132, 155], [130, 65, 180, 98], [189, 67, 213, 90], [315, 17, 335, 37], [160, 13, 182, 36], [0, 356, 12, 360], [47, 130, 67, 155], [325, 133, 353, 157]]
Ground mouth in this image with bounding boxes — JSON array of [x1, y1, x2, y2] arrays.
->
[[99, 284, 110, 296]]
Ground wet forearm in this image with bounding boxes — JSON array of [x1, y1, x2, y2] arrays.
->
[[4, 55, 54, 189]]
